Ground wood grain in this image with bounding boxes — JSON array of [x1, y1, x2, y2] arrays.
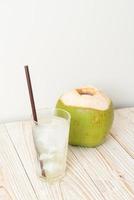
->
[[0, 124, 37, 200], [0, 108, 134, 199], [111, 108, 134, 158]]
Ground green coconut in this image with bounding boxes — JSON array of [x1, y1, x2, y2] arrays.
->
[[56, 86, 114, 147]]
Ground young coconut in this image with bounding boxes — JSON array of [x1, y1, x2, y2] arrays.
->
[[56, 86, 114, 147]]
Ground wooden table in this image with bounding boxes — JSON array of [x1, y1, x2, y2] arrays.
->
[[0, 108, 134, 200]]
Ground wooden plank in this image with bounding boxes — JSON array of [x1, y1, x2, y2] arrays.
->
[[61, 149, 105, 200], [0, 124, 38, 200], [110, 108, 134, 157], [97, 135, 134, 197], [5, 121, 105, 200], [0, 165, 12, 200], [70, 145, 134, 200]]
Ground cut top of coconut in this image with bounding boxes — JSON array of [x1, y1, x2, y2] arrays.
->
[[60, 86, 111, 111]]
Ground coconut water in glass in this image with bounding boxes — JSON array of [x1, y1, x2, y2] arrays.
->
[[32, 108, 70, 182]]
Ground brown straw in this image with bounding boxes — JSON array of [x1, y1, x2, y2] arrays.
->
[[24, 65, 38, 123], [24, 66, 46, 176]]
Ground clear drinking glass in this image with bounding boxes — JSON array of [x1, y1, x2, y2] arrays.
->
[[32, 108, 71, 182]]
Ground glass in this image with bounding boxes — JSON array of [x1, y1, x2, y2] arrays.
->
[[32, 108, 71, 182]]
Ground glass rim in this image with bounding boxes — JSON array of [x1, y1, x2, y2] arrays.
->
[[31, 107, 71, 123]]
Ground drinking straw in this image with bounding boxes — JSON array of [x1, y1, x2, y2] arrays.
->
[[24, 65, 38, 123], [24, 66, 45, 176]]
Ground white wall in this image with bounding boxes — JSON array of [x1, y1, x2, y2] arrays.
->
[[0, 0, 134, 122]]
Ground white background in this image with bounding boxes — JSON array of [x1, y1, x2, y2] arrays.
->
[[0, 0, 134, 122]]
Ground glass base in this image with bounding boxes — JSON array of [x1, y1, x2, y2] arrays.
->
[[39, 172, 65, 183], [36, 157, 66, 183]]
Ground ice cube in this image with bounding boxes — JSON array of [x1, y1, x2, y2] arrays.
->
[[43, 161, 63, 178], [39, 153, 54, 161]]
